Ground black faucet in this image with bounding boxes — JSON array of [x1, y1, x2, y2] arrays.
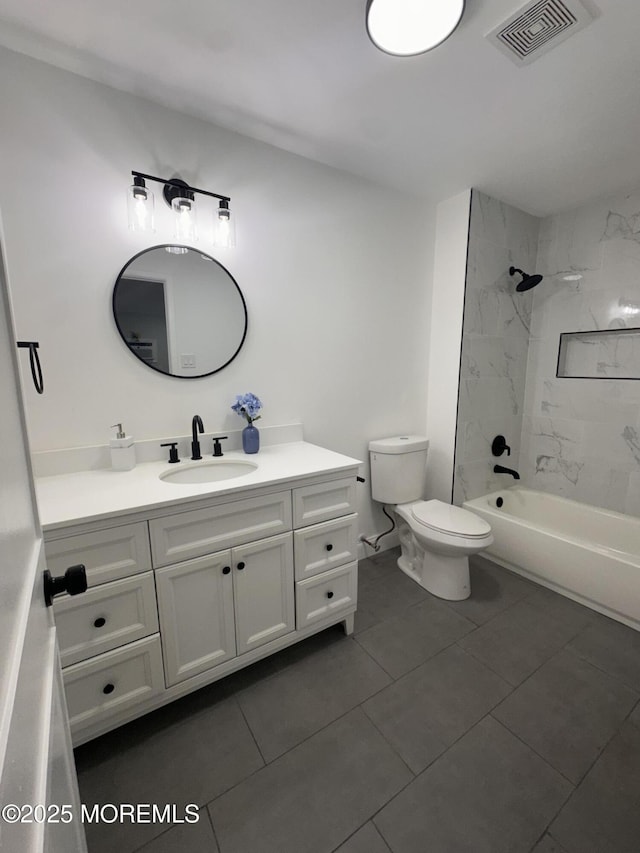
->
[[494, 464, 520, 480], [191, 415, 204, 460]]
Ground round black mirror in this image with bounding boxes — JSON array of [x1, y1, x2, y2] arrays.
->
[[113, 245, 247, 378]]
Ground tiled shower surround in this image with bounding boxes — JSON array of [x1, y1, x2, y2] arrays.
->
[[454, 187, 640, 515]]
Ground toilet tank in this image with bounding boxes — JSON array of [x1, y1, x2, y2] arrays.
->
[[369, 435, 429, 504]]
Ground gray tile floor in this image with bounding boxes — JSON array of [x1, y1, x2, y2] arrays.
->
[[74, 550, 640, 853]]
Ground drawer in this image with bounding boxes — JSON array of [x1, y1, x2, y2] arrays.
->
[[149, 491, 292, 567], [63, 635, 164, 732], [45, 522, 151, 587], [293, 478, 357, 528], [54, 572, 158, 667], [294, 514, 358, 581], [295, 562, 358, 629]]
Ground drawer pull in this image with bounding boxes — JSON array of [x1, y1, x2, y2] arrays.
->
[[102, 683, 115, 695], [325, 543, 333, 552], [93, 617, 106, 629], [237, 561, 245, 570], [326, 591, 334, 599], [222, 566, 231, 575]]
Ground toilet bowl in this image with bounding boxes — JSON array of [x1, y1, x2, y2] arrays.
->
[[368, 435, 493, 601], [394, 499, 493, 600]]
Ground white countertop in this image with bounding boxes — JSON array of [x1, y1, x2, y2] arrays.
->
[[35, 441, 362, 532]]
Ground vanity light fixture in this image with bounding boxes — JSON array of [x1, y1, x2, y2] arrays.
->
[[366, 0, 465, 56], [214, 199, 236, 249], [171, 188, 197, 243], [127, 175, 155, 232], [128, 171, 235, 246]]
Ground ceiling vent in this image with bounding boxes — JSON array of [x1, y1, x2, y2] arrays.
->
[[486, 0, 596, 66]]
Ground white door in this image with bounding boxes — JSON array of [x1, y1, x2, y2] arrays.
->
[[0, 235, 87, 852]]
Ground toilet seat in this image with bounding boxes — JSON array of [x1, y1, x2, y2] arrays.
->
[[409, 500, 491, 539]]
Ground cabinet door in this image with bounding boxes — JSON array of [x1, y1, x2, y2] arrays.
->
[[155, 551, 236, 686], [233, 532, 294, 655]]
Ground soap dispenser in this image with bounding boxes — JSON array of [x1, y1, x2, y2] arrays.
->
[[110, 423, 136, 471]]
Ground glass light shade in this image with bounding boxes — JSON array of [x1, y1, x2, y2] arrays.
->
[[172, 195, 197, 242], [214, 203, 236, 249], [127, 182, 155, 231], [366, 0, 465, 56]]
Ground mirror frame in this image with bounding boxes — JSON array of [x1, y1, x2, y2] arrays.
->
[[112, 244, 248, 379]]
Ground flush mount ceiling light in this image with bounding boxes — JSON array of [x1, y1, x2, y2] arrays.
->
[[366, 0, 465, 56], [127, 171, 235, 248]]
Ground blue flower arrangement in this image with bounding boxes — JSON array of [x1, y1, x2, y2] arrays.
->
[[231, 393, 262, 425]]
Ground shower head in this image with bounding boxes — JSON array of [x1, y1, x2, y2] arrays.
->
[[509, 266, 543, 292]]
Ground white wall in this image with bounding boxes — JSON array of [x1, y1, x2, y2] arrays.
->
[[425, 190, 471, 502], [0, 47, 435, 542]]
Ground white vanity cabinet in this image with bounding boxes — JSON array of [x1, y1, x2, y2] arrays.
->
[[42, 463, 359, 746]]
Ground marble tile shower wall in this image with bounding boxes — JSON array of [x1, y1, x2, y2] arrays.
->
[[521, 187, 640, 515], [453, 191, 540, 504]]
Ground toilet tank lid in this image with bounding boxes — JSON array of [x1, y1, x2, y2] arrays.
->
[[369, 435, 429, 454]]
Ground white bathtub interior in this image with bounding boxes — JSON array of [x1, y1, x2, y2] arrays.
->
[[464, 488, 640, 632]]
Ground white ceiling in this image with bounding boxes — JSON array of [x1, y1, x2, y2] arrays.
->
[[0, 0, 639, 216]]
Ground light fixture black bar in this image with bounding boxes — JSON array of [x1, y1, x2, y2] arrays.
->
[[131, 171, 230, 203]]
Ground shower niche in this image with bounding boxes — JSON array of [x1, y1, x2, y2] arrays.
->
[[557, 328, 640, 380]]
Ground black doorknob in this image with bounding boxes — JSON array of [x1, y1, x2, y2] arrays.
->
[[326, 591, 334, 599], [102, 683, 115, 695], [237, 561, 245, 570], [325, 544, 333, 552], [44, 564, 87, 607], [222, 566, 231, 575], [93, 617, 106, 628]]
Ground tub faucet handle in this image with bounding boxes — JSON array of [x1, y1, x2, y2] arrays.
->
[[491, 435, 511, 457]]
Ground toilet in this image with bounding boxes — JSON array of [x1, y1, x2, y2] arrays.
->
[[369, 435, 493, 601]]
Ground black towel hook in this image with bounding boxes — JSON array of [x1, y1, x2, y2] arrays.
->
[[16, 341, 44, 394]]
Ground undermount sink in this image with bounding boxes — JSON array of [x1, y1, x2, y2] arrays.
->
[[160, 460, 258, 485]]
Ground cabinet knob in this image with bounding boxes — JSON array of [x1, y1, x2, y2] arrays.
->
[[222, 566, 231, 575], [93, 616, 106, 628], [237, 561, 245, 570], [325, 543, 333, 552], [326, 591, 334, 599], [102, 683, 115, 695], [44, 563, 87, 607]]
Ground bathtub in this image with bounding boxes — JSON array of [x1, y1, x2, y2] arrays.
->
[[463, 488, 640, 631]]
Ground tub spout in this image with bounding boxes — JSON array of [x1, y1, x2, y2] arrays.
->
[[494, 464, 520, 480]]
